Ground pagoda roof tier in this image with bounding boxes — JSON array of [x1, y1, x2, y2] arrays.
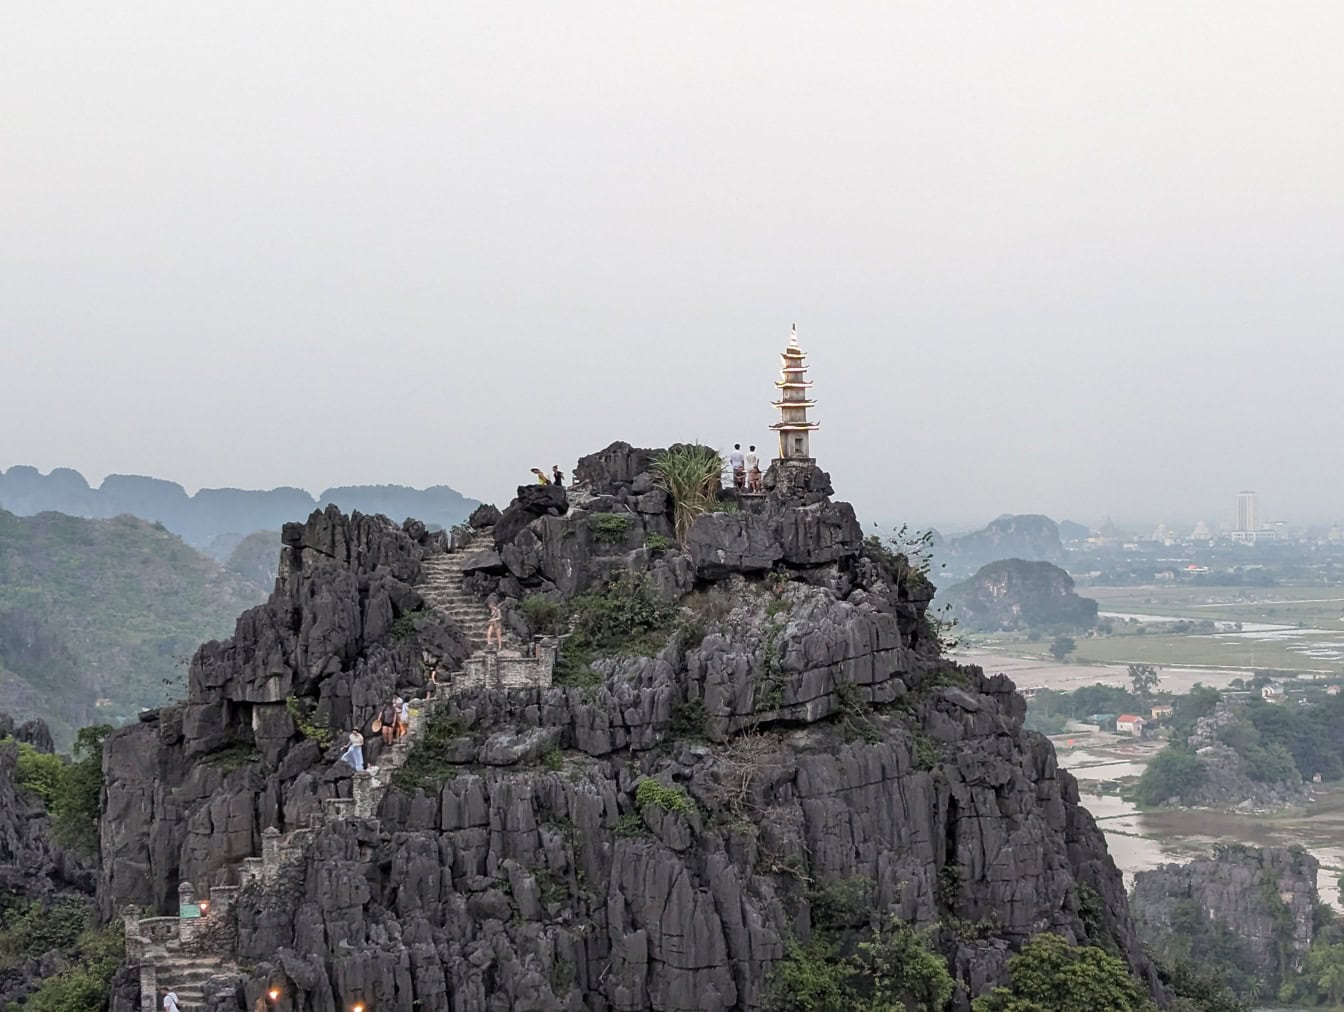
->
[[781, 351, 806, 360], [780, 365, 809, 373], [771, 398, 817, 409], [770, 421, 821, 431], [774, 379, 814, 388]]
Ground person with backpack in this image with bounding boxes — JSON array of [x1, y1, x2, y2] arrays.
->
[[162, 988, 180, 1012]]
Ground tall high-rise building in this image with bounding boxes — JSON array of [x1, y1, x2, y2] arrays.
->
[[1233, 490, 1260, 541]]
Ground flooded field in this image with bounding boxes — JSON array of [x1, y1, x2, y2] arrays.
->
[[1054, 731, 1344, 909], [956, 648, 1249, 694]]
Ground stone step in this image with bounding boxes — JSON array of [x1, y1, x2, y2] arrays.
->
[[158, 958, 231, 972]]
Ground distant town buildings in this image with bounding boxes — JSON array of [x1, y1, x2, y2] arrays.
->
[[1149, 704, 1174, 721], [1235, 490, 1259, 534], [1231, 490, 1276, 544]]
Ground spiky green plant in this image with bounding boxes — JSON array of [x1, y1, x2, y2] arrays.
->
[[651, 444, 725, 547]]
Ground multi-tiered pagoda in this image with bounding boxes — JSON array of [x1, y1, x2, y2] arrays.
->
[[770, 324, 819, 463]]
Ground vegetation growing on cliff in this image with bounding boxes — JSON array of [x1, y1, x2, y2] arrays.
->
[[972, 933, 1157, 1011], [12, 726, 109, 854], [1131, 690, 1344, 806], [650, 444, 724, 547], [390, 708, 466, 792], [0, 898, 122, 1012], [766, 915, 956, 1012], [544, 575, 679, 685]]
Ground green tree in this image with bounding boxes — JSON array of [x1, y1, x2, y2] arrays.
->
[[54, 725, 111, 853], [851, 916, 957, 1011], [971, 934, 1157, 1012], [1307, 940, 1344, 1007], [1049, 636, 1076, 661], [1128, 664, 1161, 698], [767, 916, 957, 1012], [1132, 748, 1206, 807], [1162, 958, 1248, 1012]]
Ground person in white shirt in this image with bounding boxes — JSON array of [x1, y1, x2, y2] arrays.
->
[[728, 444, 745, 489], [162, 988, 180, 1012], [745, 445, 762, 492]]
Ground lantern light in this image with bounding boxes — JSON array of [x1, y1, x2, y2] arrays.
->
[[268, 989, 280, 1002]]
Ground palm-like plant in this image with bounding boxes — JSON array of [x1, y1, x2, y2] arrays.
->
[[651, 444, 725, 548]]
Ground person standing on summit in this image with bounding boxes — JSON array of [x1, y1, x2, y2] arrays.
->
[[728, 444, 746, 489], [745, 445, 762, 492]]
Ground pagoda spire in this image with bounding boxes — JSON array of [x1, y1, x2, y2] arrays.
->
[[770, 323, 818, 462]]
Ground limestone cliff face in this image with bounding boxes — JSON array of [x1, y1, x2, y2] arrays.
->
[[1131, 845, 1319, 979], [99, 506, 470, 917], [99, 442, 1157, 1010]]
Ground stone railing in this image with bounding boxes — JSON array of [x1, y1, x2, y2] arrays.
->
[[456, 641, 557, 692], [124, 882, 241, 1012]]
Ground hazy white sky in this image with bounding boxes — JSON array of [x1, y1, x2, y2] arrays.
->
[[3, 3, 1342, 529]]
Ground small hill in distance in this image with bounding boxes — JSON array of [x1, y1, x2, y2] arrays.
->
[[0, 466, 481, 549], [0, 509, 268, 747], [941, 558, 1098, 633], [935, 513, 1065, 579]]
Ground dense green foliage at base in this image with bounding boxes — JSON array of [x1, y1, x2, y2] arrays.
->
[[971, 933, 1157, 1012], [0, 898, 123, 1012], [766, 917, 956, 1012]]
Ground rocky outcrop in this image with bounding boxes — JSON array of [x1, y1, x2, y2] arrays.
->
[[98, 442, 1161, 1011], [0, 714, 98, 1008], [98, 506, 472, 918], [0, 710, 57, 753], [1131, 845, 1319, 978], [1175, 705, 1310, 810], [941, 558, 1098, 632]]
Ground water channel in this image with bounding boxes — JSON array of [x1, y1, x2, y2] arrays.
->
[[1058, 736, 1344, 911]]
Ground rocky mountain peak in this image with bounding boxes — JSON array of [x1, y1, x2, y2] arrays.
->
[[96, 440, 1157, 1011]]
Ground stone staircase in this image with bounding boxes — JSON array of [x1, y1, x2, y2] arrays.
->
[[134, 525, 557, 1011], [418, 526, 516, 652], [156, 952, 234, 1010]]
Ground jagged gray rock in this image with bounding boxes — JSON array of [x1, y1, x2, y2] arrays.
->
[[1131, 844, 1319, 977], [0, 716, 97, 1008], [98, 442, 1162, 1011]]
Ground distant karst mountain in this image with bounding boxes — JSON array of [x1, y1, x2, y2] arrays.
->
[[0, 509, 267, 746], [941, 557, 1099, 632], [936, 513, 1065, 579], [0, 465, 480, 549]]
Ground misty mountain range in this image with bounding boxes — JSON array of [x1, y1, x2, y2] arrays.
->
[[0, 465, 481, 551]]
